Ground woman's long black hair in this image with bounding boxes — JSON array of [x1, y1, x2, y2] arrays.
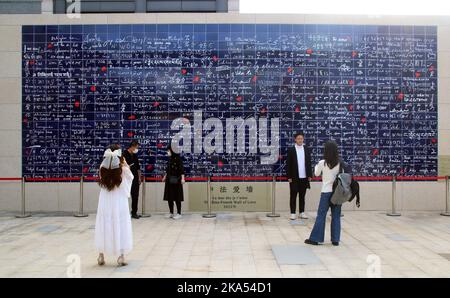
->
[[98, 145, 124, 191], [323, 140, 340, 169]]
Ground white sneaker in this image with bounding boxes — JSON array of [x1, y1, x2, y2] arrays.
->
[[165, 213, 174, 219], [173, 214, 182, 220], [290, 214, 297, 220], [300, 212, 309, 219]]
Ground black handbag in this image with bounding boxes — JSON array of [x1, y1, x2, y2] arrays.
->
[[169, 175, 180, 184]]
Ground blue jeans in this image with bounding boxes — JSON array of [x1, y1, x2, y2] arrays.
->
[[309, 192, 342, 243]]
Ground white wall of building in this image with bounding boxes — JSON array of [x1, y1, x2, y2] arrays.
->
[[0, 13, 449, 213]]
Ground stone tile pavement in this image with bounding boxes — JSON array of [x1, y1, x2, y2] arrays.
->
[[0, 211, 449, 278]]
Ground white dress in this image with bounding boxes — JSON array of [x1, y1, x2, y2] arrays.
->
[[95, 166, 134, 256]]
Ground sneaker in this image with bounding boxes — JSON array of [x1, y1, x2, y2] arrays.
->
[[173, 214, 182, 220], [300, 212, 309, 219], [289, 214, 297, 220], [165, 213, 174, 219], [332, 242, 339, 246]]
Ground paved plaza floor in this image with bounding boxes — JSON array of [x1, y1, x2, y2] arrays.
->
[[0, 211, 449, 278]]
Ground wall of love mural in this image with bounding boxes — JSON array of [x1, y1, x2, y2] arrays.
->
[[22, 24, 438, 179]]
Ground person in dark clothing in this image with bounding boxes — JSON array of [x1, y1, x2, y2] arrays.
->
[[122, 140, 142, 219], [286, 132, 313, 220], [162, 144, 185, 220]]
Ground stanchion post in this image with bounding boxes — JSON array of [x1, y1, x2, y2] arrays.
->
[[202, 175, 216, 218], [266, 175, 280, 218], [140, 177, 151, 217], [441, 176, 450, 217], [387, 175, 401, 216], [16, 177, 31, 218], [74, 176, 88, 217]]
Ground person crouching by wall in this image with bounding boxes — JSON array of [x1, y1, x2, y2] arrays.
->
[[95, 146, 134, 266], [305, 140, 342, 247], [162, 144, 185, 219]]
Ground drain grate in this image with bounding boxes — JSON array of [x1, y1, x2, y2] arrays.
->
[[36, 225, 60, 233], [289, 220, 306, 225], [385, 233, 411, 241], [272, 245, 321, 265]]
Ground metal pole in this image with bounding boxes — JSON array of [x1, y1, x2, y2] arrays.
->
[[74, 176, 88, 217], [266, 175, 280, 217], [387, 176, 401, 216], [140, 177, 151, 217], [16, 177, 31, 218], [441, 176, 450, 216], [202, 176, 216, 218]]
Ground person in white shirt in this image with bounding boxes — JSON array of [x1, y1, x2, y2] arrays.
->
[[305, 140, 342, 246], [286, 132, 312, 220]]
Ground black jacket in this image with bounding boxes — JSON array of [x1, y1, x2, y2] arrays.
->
[[286, 145, 312, 188]]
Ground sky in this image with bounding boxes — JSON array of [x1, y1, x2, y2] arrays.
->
[[240, 0, 450, 15]]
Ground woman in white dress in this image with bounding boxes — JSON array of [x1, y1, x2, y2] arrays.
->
[[95, 146, 134, 266]]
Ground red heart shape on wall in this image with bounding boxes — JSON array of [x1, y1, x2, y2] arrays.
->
[[361, 116, 366, 124]]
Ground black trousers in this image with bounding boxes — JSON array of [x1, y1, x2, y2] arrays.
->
[[168, 200, 182, 214], [289, 178, 308, 214], [130, 179, 140, 215]]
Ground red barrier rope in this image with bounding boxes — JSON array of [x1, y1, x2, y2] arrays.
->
[[25, 177, 82, 182], [1, 175, 447, 182], [186, 177, 208, 182], [84, 176, 99, 181], [145, 177, 163, 181], [212, 176, 273, 181], [396, 176, 446, 181]]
